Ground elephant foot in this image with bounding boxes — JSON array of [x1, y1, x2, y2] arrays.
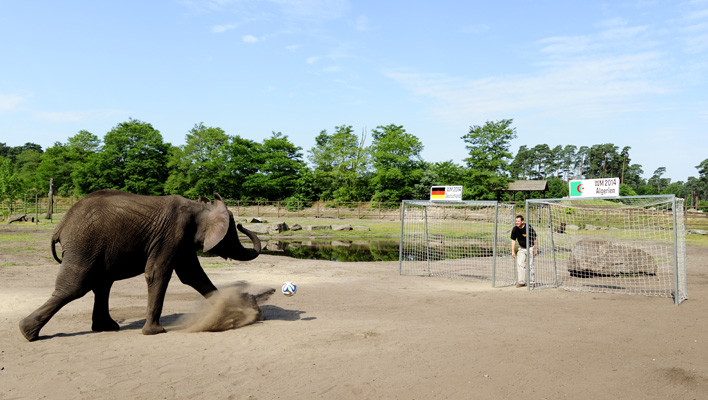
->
[[92, 318, 120, 332], [19, 317, 41, 342], [141, 323, 166, 336]]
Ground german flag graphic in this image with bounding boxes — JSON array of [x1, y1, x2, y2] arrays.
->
[[431, 186, 445, 199]]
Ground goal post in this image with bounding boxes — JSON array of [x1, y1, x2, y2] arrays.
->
[[399, 200, 516, 286], [526, 195, 687, 305]]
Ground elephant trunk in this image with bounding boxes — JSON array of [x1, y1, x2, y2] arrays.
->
[[235, 224, 261, 261]]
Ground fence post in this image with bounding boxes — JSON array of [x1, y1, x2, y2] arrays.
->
[[399, 201, 406, 275], [672, 196, 680, 306], [492, 202, 499, 287]]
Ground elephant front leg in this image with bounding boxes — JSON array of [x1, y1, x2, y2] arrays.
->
[[175, 258, 218, 298], [143, 267, 172, 335]]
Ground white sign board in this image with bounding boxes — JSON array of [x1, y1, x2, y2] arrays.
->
[[569, 178, 620, 198], [430, 186, 463, 201]]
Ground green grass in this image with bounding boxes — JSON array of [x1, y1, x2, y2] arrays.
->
[[244, 218, 403, 239], [685, 235, 708, 246], [2, 246, 42, 253], [0, 232, 42, 242]]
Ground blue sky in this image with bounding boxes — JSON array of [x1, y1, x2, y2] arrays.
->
[[1, 0, 707, 182]]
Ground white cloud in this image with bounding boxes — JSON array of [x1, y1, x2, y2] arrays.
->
[[387, 51, 669, 125], [322, 66, 341, 73], [685, 7, 708, 20], [307, 56, 320, 64], [386, 17, 672, 127], [538, 35, 594, 55], [354, 15, 372, 31], [285, 44, 301, 51], [212, 23, 237, 33], [242, 34, 259, 43], [0, 93, 29, 112], [267, 0, 348, 19], [680, 2, 708, 53]]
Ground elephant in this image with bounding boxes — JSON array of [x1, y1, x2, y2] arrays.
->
[[19, 189, 264, 341]]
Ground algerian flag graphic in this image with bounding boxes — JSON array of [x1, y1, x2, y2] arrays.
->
[[570, 182, 584, 197]]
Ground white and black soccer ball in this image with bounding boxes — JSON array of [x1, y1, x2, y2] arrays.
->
[[281, 281, 297, 297]]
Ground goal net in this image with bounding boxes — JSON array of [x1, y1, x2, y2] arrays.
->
[[399, 200, 516, 286], [526, 195, 687, 305]]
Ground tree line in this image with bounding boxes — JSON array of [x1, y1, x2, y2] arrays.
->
[[1, 118, 707, 207]]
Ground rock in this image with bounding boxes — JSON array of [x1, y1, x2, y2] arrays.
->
[[553, 222, 566, 233], [250, 217, 267, 223], [353, 226, 371, 231], [266, 222, 289, 234], [304, 225, 331, 231], [568, 240, 657, 277], [688, 229, 708, 235], [566, 224, 580, 231], [8, 214, 28, 224], [246, 224, 269, 234], [331, 224, 352, 231], [264, 240, 287, 251], [584, 224, 602, 230], [290, 223, 303, 231]]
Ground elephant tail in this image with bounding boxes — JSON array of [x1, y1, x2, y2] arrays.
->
[[51, 229, 62, 264]]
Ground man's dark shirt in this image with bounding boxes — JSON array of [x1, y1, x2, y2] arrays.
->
[[510, 224, 537, 249]]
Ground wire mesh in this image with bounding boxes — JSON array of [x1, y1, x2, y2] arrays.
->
[[399, 200, 516, 286], [526, 195, 687, 304]]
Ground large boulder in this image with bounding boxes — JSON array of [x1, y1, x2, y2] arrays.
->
[[246, 224, 270, 234], [304, 225, 331, 231], [267, 222, 289, 234], [569, 240, 657, 277]]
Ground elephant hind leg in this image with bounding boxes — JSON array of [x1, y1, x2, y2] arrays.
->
[[91, 281, 119, 332], [19, 288, 86, 342]]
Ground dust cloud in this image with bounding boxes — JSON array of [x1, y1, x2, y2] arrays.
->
[[177, 282, 275, 332]]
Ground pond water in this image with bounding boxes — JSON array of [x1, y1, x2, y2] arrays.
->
[[260, 239, 401, 262], [202, 238, 496, 262]]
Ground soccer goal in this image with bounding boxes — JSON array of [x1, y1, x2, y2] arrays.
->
[[399, 200, 517, 286], [525, 195, 687, 305]]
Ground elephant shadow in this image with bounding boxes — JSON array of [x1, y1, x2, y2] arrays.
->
[[128, 307, 312, 329], [35, 308, 311, 340]]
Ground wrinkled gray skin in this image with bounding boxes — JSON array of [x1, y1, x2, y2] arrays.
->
[[19, 189, 262, 342]]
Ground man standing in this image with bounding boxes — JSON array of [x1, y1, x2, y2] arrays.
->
[[511, 215, 537, 288]]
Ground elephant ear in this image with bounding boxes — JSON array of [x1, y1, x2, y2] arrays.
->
[[203, 195, 230, 252], [198, 196, 210, 204]]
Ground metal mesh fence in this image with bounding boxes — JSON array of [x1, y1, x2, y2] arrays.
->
[[526, 195, 687, 305], [399, 200, 516, 286]]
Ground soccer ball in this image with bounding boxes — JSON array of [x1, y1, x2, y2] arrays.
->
[[281, 281, 297, 296]]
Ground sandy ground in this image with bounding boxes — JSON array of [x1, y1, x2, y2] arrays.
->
[[1, 227, 707, 399]]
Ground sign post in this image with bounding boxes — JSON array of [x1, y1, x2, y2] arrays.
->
[[569, 178, 620, 198], [430, 186, 463, 201]]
